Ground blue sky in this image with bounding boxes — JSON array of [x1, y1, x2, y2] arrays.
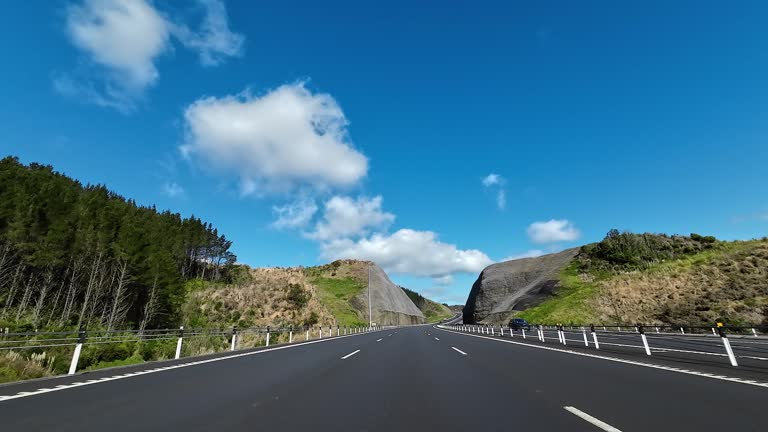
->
[[2, 1, 768, 304]]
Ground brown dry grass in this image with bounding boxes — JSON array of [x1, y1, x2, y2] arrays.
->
[[594, 240, 768, 325]]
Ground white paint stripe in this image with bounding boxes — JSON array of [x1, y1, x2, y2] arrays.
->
[[434, 337, 440, 341], [0, 328, 384, 402], [376, 338, 383, 342], [341, 350, 361, 359], [451, 347, 467, 356], [434, 326, 768, 389], [564, 406, 622, 432]]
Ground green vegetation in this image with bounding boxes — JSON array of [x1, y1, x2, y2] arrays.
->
[[0, 156, 237, 334], [516, 230, 768, 327], [401, 286, 452, 323], [516, 262, 600, 324], [310, 277, 367, 326]]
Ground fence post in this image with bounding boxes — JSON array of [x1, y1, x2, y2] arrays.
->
[[68, 328, 86, 375], [639, 325, 651, 355], [718, 324, 738, 367], [231, 326, 238, 351], [582, 327, 589, 346], [591, 324, 600, 350], [266, 326, 270, 347], [175, 326, 184, 359]]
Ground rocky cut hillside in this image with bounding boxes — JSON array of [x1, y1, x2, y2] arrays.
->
[[463, 248, 579, 324], [185, 260, 425, 328], [464, 231, 768, 327]]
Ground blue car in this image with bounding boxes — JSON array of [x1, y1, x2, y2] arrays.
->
[[508, 318, 531, 330]]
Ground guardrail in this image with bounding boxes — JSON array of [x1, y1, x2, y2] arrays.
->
[[0, 324, 386, 376], [440, 323, 768, 371]]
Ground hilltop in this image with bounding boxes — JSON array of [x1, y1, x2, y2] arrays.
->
[[464, 231, 768, 327]]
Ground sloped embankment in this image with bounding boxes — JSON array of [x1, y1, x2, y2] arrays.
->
[[186, 260, 425, 328]]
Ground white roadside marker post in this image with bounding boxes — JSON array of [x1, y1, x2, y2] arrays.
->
[[655, 327, 659, 334], [491, 326, 495, 336], [320, 327, 323, 338], [68, 329, 86, 375], [289, 327, 293, 343], [639, 325, 651, 356], [590, 325, 600, 350], [521, 328, 526, 339], [582, 327, 589, 347], [337, 326, 340, 336], [711, 328, 716, 336], [717, 324, 738, 367], [175, 326, 184, 359], [306, 327, 310, 341], [230, 326, 238, 351], [266, 326, 270, 347], [500, 327, 504, 336], [753, 328, 758, 337], [560, 326, 567, 345], [680, 327, 685, 335]]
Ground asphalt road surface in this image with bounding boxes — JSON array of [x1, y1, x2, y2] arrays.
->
[[1, 325, 767, 431]]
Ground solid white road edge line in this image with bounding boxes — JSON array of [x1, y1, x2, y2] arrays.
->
[[451, 347, 467, 355], [341, 350, 361, 359], [564, 406, 623, 432], [0, 329, 387, 403], [435, 326, 768, 389]]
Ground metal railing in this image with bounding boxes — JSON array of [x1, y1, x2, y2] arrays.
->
[[441, 323, 768, 371], [0, 324, 387, 376]]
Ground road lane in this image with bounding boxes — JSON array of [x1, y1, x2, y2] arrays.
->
[[434, 326, 768, 431]]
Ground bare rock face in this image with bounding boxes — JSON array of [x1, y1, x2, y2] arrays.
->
[[463, 248, 580, 324], [353, 262, 425, 325]]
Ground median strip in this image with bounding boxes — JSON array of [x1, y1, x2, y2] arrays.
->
[[341, 350, 361, 359], [564, 406, 622, 431]]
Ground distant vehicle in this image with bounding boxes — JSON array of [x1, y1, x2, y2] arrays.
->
[[508, 318, 531, 330]]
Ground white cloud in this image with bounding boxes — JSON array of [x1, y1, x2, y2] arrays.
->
[[482, 173, 504, 187], [181, 82, 368, 195], [482, 173, 506, 210], [307, 196, 394, 241], [271, 199, 318, 229], [61, 0, 241, 110], [66, 0, 170, 89], [319, 229, 493, 280], [162, 181, 185, 197], [500, 249, 545, 262], [527, 219, 580, 244], [433, 275, 454, 286], [172, 0, 244, 66], [496, 190, 506, 210]]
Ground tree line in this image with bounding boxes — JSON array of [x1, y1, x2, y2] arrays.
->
[[0, 157, 237, 331]]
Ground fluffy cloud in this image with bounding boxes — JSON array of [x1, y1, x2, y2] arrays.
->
[[527, 219, 580, 244], [181, 82, 368, 195], [271, 199, 318, 229], [319, 229, 493, 281], [500, 249, 545, 262], [162, 181, 185, 197], [307, 196, 394, 240], [60, 0, 242, 110]]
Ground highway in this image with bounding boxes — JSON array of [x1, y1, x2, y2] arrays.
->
[[1, 324, 767, 431]]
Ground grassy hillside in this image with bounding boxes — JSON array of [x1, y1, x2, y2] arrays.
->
[[401, 287, 453, 323], [517, 232, 768, 326]]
